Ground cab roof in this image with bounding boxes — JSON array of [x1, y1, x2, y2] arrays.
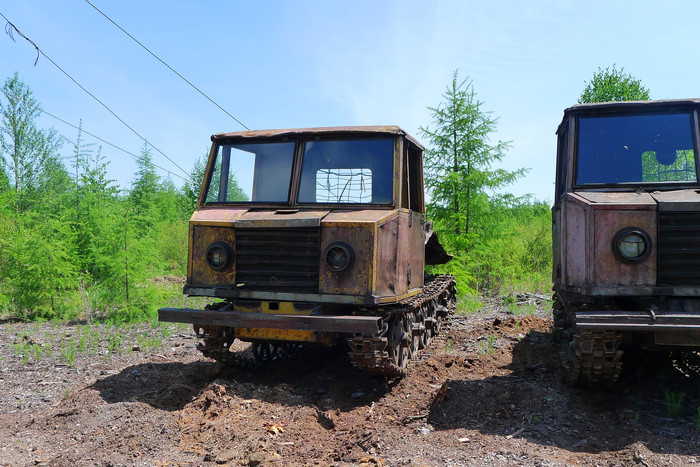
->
[[211, 125, 424, 150], [557, 99, 700, 134]]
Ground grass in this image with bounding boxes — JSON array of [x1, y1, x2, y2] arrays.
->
[[664, 389, 685, 418], [9, 320, 187, 367], [478, 333, 498, 355]]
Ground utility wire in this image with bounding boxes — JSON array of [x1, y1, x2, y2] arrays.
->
[[84, 0, 250, 130], [0, 88, 189, 182], [1, 11, 190, 179]]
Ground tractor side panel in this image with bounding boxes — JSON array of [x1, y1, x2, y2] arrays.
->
[[394, 211, 410, 296], [375, 215, 400, 297], [408, 210, 425, 289], [564, 200, 587, 287]]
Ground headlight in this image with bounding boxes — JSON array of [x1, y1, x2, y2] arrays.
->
[[324, 242, 355, 272], [205, 241, 233, 270], [612, 227, 652, 263]]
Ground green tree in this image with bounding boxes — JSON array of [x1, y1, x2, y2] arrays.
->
[[420, 70, 526, 237], [578, 65, 650, 103], [0, 72, 64, 211]]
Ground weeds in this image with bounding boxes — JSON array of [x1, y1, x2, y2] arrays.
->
[[525, 413, 542, 425], [664, 389, 685, 417], [107, 330, 123, 357], [478, 334, 498, 355], [61, 337, 77, 367]]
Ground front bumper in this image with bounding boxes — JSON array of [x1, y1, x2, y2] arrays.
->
[[575, 310, 700, 331], [158, 307, 382, 335]]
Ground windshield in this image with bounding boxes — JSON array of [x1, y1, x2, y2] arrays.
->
[[297, 139, 393, 204], [204, 142, 295, 203], [576, 112, 697, 185]]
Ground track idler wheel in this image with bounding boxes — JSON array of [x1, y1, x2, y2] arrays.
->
[[388, 315, 411, 368]]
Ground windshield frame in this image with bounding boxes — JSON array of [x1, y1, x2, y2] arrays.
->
[[572, 109, 700, 190], [295, 137, 396, 207], [200, 135, 399, 208], [201, 140, 297, 205]]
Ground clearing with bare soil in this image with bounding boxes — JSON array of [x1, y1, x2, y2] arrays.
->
[[1, 301, 699, 466]]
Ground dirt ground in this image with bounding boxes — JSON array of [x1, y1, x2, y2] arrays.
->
[[1, 299, 699, 466]]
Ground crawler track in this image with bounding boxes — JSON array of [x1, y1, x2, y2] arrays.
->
[[554, 292, 624, 385], [193, 275, 456, 376], [346, 274, 457, 377]]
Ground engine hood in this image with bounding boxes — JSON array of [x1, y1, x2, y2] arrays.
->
[[234, 210, 331, 228], [650, 189, 700, 211]]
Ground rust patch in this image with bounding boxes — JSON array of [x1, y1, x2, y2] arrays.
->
[[189, 225, 236, 287], [190, 208, 246, 224], [319, 223, 374, 296]]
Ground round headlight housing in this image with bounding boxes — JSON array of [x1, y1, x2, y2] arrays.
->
[[205, 241, 233, 270], [612, 227, 652, 264], [324, 242, 355, 272]]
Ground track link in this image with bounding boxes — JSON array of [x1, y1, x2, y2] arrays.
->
[[554, 291, 624, 385], [346, 274, 457, 377]]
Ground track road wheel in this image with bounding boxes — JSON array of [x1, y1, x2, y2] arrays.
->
[[252, 341, 283, 364], [419, 304, 433, 349], [389, 316, 411, 368]]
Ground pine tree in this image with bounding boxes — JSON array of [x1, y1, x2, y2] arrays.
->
[[0, 72, 63, 212], [420, 70, 526, 237]]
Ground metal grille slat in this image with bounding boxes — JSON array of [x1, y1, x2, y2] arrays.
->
[[235, 227, 320, 293], [658, 212, 700, 286]]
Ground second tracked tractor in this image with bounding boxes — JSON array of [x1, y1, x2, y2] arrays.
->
[[554, 100, 700, 385]]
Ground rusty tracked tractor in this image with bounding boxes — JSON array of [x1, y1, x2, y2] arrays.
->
[[553, 100, 700, 385], [158, 126, 455, 376]]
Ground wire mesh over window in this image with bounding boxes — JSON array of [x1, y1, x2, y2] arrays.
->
[[642, 149, 696, 182], [315, 168, 372, 203], [297, 139, 393, 204]]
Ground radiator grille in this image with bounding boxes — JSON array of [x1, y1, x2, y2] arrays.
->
[[657, 211, 700, 286], [235, 227, 320, 293]]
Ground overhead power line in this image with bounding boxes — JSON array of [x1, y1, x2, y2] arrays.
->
[[84, 0, 250, 130], [0, 11, 190, 179], [0, 88, 189, 182]]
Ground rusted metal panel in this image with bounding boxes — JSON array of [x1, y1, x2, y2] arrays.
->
[[323, 209, 396, 224], [184, 286, 382, 304], [212, 126, 424, 150], [375, 215, 400, 297], [564, 99, 700, 116], [574, 191, 657, 207], [563, 199, 587, 286], [394, 210, 409, 296], [567, 284, 700, 296], [189, 225, 236, 287], [319, 222, 374, 296], [158, 307, 381, 334], [655, 330, 700, 346], [191, 208, 246, 224], [235, 210, 330, 228], [651, 189, 700, 211], [576, 310, 700, 330], [593, 209, 656, 286], [234, 327, 335, 344], [408, 210, 425, 290]]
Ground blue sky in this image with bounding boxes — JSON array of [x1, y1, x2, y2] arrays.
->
[[2, 1, 700, 202]]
